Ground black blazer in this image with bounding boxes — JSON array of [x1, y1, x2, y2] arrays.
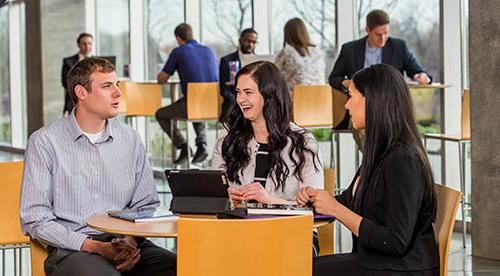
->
[[336, 145, 439, 272], [219, 51, 240, 97], [329, 36, 432, 93], [61, 54, 79, 114]]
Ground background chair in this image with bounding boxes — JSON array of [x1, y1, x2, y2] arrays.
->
[[317, 168, 335, 256], [30, 238, 47, 276], [424, 89, 470, 247], [177, 215, 313, 276], [174, 82, 221, 168], [434, 184, 461, 276], [292, 85, 334, 168], [0, 161, 30, 276], [122, 81, 162, 117]]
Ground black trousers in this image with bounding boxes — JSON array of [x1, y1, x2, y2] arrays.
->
[[313, 253, 439, 276], [45, 234, 176, 276], [155, 97, 206, 149]]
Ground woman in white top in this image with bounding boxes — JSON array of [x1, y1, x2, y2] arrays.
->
[[211, 61, 324, 205], [274, 18, 325, 93]]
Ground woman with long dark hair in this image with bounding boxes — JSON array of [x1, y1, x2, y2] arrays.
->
[[297, 64, 439, 275], [212, 60, 323, 205], [274, 18, 325, 93]]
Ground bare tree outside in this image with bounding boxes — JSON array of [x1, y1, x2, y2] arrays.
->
[[201, 0, 252, 58], [146, 0, 185, 80], [96, 0, 130, 78]]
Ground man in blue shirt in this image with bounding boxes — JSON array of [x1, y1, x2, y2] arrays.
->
[[156, 23, 218, 164]]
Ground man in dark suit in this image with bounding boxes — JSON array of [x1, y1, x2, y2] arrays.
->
[[329, 9, 431, 94], [218, 28, 258, 123], [61, 33, 93, 115], [329, 9, 431, 131]]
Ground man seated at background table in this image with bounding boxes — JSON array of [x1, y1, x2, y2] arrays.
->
[[218, 28, 258, 123], [329, 9, 432, 94], [156, 23, 219, 165], [20, 57, 176, 276], [329, 9, 433, 146]]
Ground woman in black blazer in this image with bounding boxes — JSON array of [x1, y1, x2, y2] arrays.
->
[[297, 64, 439, 275]]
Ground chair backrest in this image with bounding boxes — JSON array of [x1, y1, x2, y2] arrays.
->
[[332, 88, 349, 128], [123, 82, 162, 116], [30, 238, 47, 276], [317, 168, 335, 256], [0, 161, 29, 245], [461, 89, 470, 139], [433, 184, 461, 276], [293, 85, 333, 128], [186, 82, 221, 120], [117, 80, 129, 114], [177, 215, 313, 276]]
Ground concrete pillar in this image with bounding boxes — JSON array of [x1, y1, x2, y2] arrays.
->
[[470, 0, 500, 260]]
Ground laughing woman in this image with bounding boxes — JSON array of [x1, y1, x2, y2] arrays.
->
[[297, 64, 439, 275], [212, 61, 323, 206]]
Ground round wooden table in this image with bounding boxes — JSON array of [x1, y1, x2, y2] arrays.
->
[[87, 213, 331, 238]]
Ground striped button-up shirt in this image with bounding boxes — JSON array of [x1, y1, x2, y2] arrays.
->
[[20, 111, 159, 251]]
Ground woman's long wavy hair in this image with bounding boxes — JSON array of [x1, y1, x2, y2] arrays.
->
[[283, 18, 315, 57], [352, 64, 436, 219], [222, 61, 320, 191]]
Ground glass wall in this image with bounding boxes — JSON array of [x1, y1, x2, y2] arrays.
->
[[146, 0, 185, 81], [271, 0, 337, 76], [201, 0, 253, 59], [96, 0, 130, 78], [0, 5, 11, 144]]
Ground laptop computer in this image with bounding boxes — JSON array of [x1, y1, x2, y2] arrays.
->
[[165, 169, 231, 214]]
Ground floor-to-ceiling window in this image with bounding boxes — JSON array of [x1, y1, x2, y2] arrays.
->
[[201, 0, 253, 59], [96, 0, 130, 78], [145, 0, 185, 168], [146, 0, 185, 81], [0, 5, 11, 145]]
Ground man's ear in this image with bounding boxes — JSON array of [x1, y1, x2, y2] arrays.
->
[[74, 84, 89, 101], [365, 26, 370, 34]]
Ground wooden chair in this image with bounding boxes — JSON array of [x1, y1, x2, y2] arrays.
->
[[433, 184, 461, 276], [30, 238, 47, 276], [292, 85, 335, 169], [175, 82, 221, 167], [122, 81, 162, 117], [292, 85, 333, 128], [177, 215, 313, 276], [317, 168, 335, 256], [0, 161, 30, 275], [424, 89, 470, 247], [117, 80, 129, 114]]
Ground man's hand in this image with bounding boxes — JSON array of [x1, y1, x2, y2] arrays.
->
[[111, 237, 141, 272], [157, 72, 170, 84], [342, 79, 352, 90], [413, 73, 430, 85], [81, 239, 119, 262]]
